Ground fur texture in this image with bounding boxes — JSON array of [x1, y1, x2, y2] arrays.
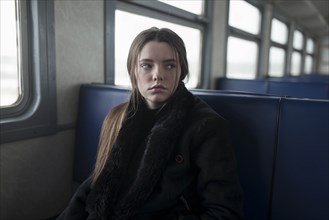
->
[[86, 84, 195, 220]]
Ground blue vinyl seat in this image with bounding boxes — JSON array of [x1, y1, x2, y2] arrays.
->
[[74, 84, 329, 220], [73, 84, 129, 183], [271, 98, 329, 220], [215, 78, 268, 94], [215, 78, 329, 99], [267, 81, 329, 99], [193, 91, 281, 220]]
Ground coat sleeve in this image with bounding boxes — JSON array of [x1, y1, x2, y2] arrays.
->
[[56, 177, 92, 220], [182, 117, 243, 220]]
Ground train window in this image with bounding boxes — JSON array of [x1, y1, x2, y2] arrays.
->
[[304, 38, 315, 74], [268, 47, 285, 77], [158, 0, 203, 15], [319, 47, 329, 73], [108, 0, 210, 88], [306, 38, 314, 54], [271, 18, 288, 45], [291, 51, 302, 75], [226, 36, 258, 79], [0, 0, 21, 107], [226, 0, 262, 79], [0, 1, 27, 109], [0, 0, 32, 116], [0, 1, 56, 143], [115, 10, 201, 88], [304, 55, 313, 74], [293, 30, 304, 50], [228, 0, 261, 35], [269, 18, 288, 77]]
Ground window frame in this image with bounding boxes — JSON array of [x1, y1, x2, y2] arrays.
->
[[268, 46, 286, 77], [268, 16, 289, 77], [304, 37, 315, 73], [0, 0, 56, 143], [226, 0, 263, 79], [290, 28, 305, 76], [105, 0, 213, 88]]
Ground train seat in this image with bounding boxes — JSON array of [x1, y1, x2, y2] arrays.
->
[[271, 98, 329, 220], [215, 78, 268, 94], [74, 84, 129, 183], [267, 81, 329, 99], [193, 91, 281, 220], [299, 74, 329, 83], [74, 84, 329, 220], [74, 84, 281, 220], [275, 74, 329, 83], [215, 78, 329, 99]]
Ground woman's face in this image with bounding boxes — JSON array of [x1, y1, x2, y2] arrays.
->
[[136, 41, 181, 109]]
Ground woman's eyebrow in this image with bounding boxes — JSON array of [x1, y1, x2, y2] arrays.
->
[[139, 59, 176, 63], [163, 59, 176, 63], [139, 59, 153, 63]]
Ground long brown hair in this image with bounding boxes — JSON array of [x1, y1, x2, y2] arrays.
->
[[92, 102, 128, 185], [92, 27, 189, 185]]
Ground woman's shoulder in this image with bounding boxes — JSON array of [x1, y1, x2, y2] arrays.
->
[[184, 96, 229, 135], [190, 96, 226, 122]]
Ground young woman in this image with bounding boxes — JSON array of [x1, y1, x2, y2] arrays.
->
[[58, 27, 243, 220]]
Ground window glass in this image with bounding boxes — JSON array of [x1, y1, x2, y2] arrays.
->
[[291, 51, 301, 75], [319, 47, 329, 73], [158, 0, 203, 15], [0, 0, 21, 107], [268, 46, 285, 77], [226, 36, 258, 79], [229, 0, 261, 35], [271, 18, 288, 45], [306, 38, 314, 54], [293, 30, 304, 50], [321, 47, 329, 62], [304, 55, 313, 74], [115, 10, 201, 88]]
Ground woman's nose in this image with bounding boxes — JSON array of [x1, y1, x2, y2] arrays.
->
[[153, 67, 163, 81]]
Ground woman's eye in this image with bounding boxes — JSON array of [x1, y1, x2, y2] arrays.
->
[[140, 63, 152, 69], [166, 64, 176, 69]]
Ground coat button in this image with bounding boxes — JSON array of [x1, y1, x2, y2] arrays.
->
[[175, 154, 184, 164]]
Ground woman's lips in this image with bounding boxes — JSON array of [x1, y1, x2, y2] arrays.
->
[[149, 84, 166, 92]]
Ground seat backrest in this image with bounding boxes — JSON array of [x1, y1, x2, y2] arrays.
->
[[271, 98, 329, 220], [216, 78, 329, 100], [73, 84, 129, 183], [268, 81, 329, 99], [215, 78, 268, 94], [299, 74, 329, 83], [193, 91, 281, 220]]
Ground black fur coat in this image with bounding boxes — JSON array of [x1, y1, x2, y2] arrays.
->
[[57, 85, 243, 220]]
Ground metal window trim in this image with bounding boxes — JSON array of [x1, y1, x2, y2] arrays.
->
[[122, 0, 208, 24], [116, 1, 205, 30]]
